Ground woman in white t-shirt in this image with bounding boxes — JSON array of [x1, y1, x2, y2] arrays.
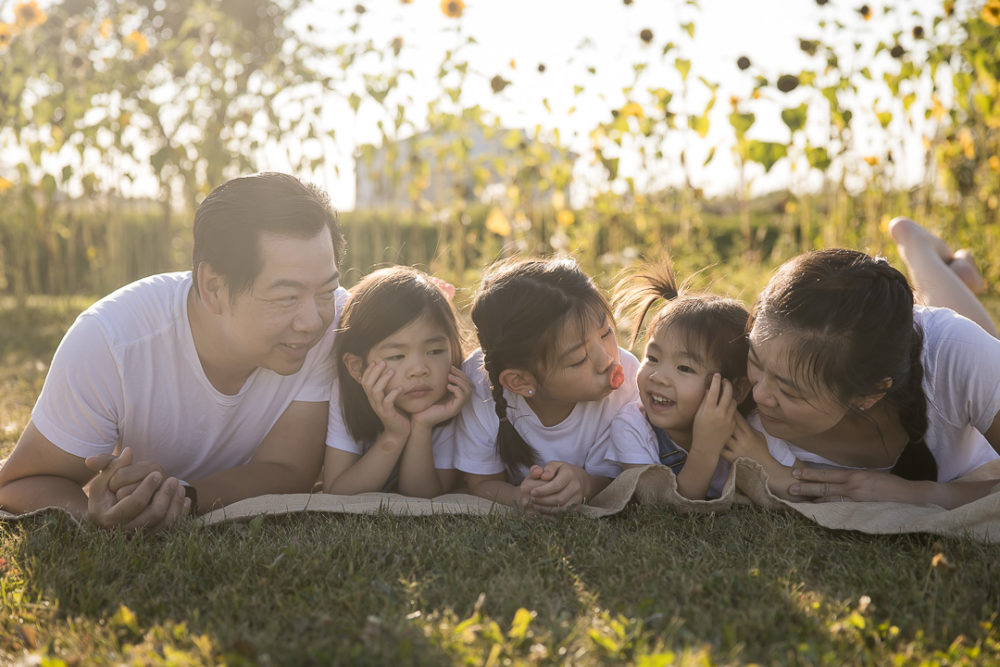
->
[[724, 223, 1000, 508]]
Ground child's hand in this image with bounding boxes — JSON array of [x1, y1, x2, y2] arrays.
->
[[720, 412, 772, 464], [360, 360, 411, 442], [516, 467, 549, 513], [691, 373, 736, 456], [526, 461, 587, 514], [411, 367, 473, 428]]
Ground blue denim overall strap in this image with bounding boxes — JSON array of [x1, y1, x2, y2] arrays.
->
[[650, 421, 687, 472]]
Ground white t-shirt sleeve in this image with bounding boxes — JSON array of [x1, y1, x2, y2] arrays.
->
[[325, 376, 362, 454], [607, 402, 659, 465], [748, 411, 799, 467], [922, 307, 1000, 434], [31, 314, 123, 458], [431, 420, 458, 470], [453, 353, 505, 476], [584, 437, 622, 478]]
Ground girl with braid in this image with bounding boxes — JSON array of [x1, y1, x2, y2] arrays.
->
[[725, 245, 1000, 507], [454, 258, 639, 513]]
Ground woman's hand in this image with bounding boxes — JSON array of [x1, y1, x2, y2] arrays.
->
[[359, 360, 411, 442], [788, 466, 925, 504], [691, 374, 736, 455], [411, 367, 474, 429], [721, 413, 772, 464]]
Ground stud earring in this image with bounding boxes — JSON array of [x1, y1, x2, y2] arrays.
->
[[527, 389, 534, 396]]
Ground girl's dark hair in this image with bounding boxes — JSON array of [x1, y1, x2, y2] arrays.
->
[[470, 257, 614, 475], [335, 266, 465, 444], [614, 259, 753, 414], [750, 248, 935, 480]]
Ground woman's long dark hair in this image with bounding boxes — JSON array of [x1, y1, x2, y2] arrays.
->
[[470, 257, 614, 476], [751, 248, 935, 480], [335, 267, 465, 445], [614, 259, 753, 414]]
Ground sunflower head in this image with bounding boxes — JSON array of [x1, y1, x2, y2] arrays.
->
[[0, 22, 13, 49], [125, 31, 149, 56], [983, 0, 1000, 26], [14, 1, 46, 29], [440, 0, 465, 18]]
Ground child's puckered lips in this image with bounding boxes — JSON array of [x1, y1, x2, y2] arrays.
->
[[610, 364, 625, 389]]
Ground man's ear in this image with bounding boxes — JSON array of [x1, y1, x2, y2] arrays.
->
[[196, 262, 228, 315], [498, 368, 538, 398], [342, 353, 365, 384], [854, 377, 893, 412], [732, 376, 752, 404]]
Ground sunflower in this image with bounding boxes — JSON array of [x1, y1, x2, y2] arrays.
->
[[620, 101, 644, 119], [440, 0, 465, 18], [15, 1, 46, 28], [0, 23, 13, 49], [124, 30, 148, 56], [983, 0, 1000, 26]]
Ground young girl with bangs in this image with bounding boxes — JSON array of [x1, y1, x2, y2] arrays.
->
[[609, 261, 752, 500], [454, 257, 639, 513], [728, 235, 1000, 508], [323, 267, 472, 497]]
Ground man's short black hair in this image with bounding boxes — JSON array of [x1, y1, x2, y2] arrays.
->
[[191, 172, 346, 297]]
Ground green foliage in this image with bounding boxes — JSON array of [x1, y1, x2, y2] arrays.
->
[[1, 0, 999, 302]]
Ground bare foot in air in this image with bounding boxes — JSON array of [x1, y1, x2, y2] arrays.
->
[[889, 217, 986, 295]]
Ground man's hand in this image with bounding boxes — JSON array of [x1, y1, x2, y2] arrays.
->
[[85, 447, 189, 530]]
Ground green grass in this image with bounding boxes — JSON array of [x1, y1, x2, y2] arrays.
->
[[3, 297, 1000, 665]]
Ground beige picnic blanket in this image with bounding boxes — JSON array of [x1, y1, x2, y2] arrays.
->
[[4, 458, 1000, 543]]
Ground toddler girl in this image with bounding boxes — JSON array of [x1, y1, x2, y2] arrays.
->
[[609, 261, 751, 499]]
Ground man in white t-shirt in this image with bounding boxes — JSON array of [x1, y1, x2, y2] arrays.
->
[[0, 172, 345, 530]]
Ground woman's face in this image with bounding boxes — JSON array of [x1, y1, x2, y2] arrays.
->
[[746, 324, 849, 442]]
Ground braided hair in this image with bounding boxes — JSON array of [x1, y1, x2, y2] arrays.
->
[[750, 248, 935, 481], [470, 257, 614, 476]]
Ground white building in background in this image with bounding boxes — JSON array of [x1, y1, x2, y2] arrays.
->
[[354, 118, 576, 212]]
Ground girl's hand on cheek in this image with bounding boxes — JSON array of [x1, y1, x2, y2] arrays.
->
[[361, 360, 410, 440], [692, 374, 736, 454], [412, 367, 473, 428]]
